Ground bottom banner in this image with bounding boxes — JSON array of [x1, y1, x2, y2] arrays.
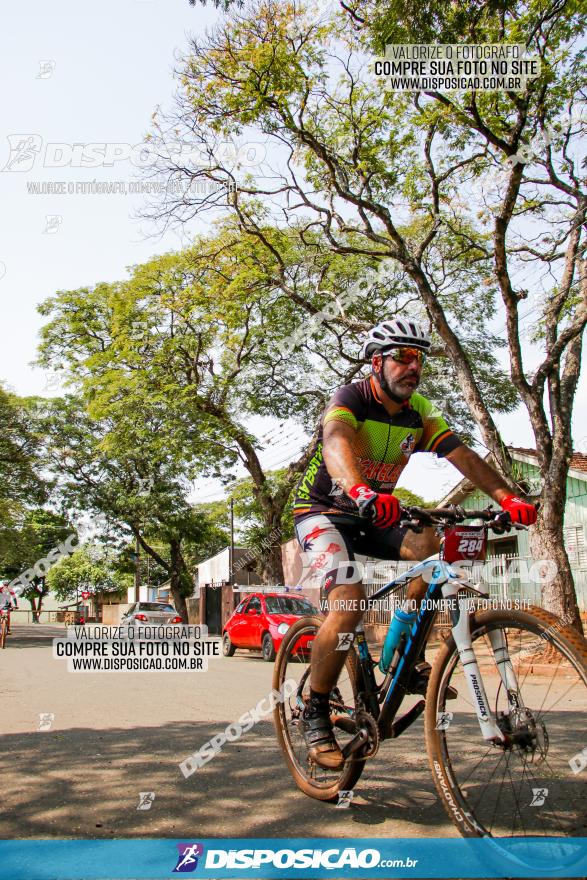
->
[[0, 837, 586, 879]]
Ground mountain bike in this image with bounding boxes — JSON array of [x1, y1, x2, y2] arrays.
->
[[273, 506, 587, 840], [0, 608, 9, 648]]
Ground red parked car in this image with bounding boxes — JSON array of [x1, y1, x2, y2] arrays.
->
[[222, 592, 320, 661]]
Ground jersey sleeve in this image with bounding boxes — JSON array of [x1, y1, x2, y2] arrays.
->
[[322, 382, 368, 431], [413, 395, 463, 457]]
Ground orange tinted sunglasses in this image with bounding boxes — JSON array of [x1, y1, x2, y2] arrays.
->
[[385, 347, 427, 365]]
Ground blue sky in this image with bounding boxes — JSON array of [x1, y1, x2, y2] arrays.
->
[[1, 0, 584, 504]]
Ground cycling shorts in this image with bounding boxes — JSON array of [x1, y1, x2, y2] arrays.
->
[[295, 513, 408, 593]]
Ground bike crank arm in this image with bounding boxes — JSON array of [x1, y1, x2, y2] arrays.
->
[[341, 728, 370, 759]]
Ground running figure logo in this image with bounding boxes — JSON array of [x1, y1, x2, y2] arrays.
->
[[435, 711, 453, 731], [529, 788, 548, 807], [336, 633, 355, 651], [137, 792, 155, 811], [2, 135, 42, 171], [173, 843, 204, 872], [336, 790, 354, 809]]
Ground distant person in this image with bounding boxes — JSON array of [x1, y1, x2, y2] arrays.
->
[[0, 580, 18, 632]]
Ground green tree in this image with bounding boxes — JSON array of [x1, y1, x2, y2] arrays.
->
[[36, 396, 229, 619], [37, 220, 517, 582], [0, 386, 46, 544], [47, 545, 129, 604], [0, 508, 75, 621], [36, 240, 333, 582], [153, 0, 586, 628]]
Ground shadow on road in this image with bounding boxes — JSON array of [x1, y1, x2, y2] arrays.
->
[[0, 719, 449, 839], [3, 624, 66, 650]]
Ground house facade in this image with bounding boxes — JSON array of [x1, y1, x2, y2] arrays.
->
[[438, 447, 587, 610], [191, 546, 264, 634]]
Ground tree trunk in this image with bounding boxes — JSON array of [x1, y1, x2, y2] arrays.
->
[[169, 539, 189, 622], [260, 541, 285, 584], [257, 508, 285, 584], [529, 502, 583, 634]]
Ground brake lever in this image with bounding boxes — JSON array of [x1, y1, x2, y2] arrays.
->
[[488, 511, 512, 534]]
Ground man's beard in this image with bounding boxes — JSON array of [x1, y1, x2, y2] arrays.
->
[[384, 374, 419, 401]]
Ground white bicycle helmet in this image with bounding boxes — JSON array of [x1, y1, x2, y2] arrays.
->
[[361, 317, 431, 359]]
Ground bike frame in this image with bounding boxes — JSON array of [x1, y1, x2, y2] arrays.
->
[[352, 557, 519, 744]]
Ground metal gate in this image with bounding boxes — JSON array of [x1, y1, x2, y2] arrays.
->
[[204, 586, 222, 635]]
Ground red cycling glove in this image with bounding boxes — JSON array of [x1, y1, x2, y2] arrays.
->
[[348, 483, 401, 528], [500, 494, 537, 526]]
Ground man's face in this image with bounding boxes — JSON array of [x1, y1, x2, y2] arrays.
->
[[374, 349, 423, 400]]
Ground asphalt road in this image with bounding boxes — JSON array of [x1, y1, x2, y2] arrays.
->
[[0, 622, 456, 841]]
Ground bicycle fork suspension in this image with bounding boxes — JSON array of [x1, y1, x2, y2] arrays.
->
[[443, 582, 507, 743]]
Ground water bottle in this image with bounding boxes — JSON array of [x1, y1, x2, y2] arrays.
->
[[379, 601, 417, 673]]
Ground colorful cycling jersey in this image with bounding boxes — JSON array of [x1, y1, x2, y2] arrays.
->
[[0, 589, 15, 610], [293, 376, 463, 519]]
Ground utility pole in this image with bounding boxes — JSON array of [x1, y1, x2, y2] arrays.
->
[[229, 498, 234, 588], [134, 535, 140, 602]]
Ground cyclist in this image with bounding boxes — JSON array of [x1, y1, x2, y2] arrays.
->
[[293, 317, 537, 769], [0, 580, 18, 631]]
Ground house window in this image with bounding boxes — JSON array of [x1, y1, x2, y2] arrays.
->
[[565, 525, 587, 570]]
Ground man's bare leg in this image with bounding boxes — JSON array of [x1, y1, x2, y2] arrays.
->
[[310, 581, 365, 693], [401, 526, 440, 609], [302, 580, 365, 770]]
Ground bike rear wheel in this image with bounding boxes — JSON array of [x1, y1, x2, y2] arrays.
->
[[272, 615, 366, 801], [426, 605, 587, 839]]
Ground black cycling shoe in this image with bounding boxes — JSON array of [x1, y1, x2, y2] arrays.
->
[[301, 702, 345, 770], [408, 661, 458, 700]]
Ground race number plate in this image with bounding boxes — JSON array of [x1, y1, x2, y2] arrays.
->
[[443, 525, 487, 563]]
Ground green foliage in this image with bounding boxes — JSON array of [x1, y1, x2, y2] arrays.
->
[[229, 470, 295, 546], [0, 508, 75, 606], [0, 386, 46, 541], [47, 545, 129, 603], [394, 487, 437, 509], [33, 394, 230, 602]]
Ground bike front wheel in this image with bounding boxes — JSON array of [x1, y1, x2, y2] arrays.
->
[[272, 615, 366, 801], [426, 605, 587, 839]]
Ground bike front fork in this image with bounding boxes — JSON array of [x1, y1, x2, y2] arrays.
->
[[444, 582, 523, 743]]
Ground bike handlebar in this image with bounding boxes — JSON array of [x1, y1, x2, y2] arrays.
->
[[358, 501, 531, 534], [398, 504, 525, 534]]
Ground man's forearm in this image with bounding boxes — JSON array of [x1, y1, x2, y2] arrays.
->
[[445, 446, 511, 504], [322, 424, 365, 493]]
